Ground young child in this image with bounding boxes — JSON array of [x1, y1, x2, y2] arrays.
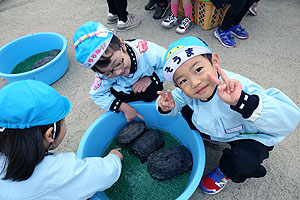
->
[[212, 0, 255, 47], [0, 80, 123, 199], [161, 0, 194, 34], [73, 21, 166, 122], [156, 36, 300, 194]]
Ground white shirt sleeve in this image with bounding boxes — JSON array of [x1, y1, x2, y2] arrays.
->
[[55, 153, 122, 199]]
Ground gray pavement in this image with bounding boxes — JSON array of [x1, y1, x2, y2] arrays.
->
[[0, 0, 300, 199]]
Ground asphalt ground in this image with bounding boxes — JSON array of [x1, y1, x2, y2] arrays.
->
[[0, 0, 300, 199]]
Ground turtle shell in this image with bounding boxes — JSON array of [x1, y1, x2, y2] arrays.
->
[[49, 49, 61, 56], [32, 56, 55, 69], [129, 129, 165, 163], [117, 121, 145, 147], [147, 146, 193, 180]]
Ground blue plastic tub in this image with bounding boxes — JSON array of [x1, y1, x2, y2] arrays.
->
[[77, 101, 205, 200], [0, 32, 68, 85]]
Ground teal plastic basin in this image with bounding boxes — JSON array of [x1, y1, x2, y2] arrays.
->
[[0, 32, 68, 85], [77, 101, 205, 200]]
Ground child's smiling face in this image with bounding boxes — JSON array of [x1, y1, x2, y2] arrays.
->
[[173, 53, 219, 100]]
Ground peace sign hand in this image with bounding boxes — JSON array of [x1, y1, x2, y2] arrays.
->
[[207, 64, 242, 106], [157, 89, 175, 112]]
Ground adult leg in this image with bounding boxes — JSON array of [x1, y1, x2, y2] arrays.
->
[[116, 0, 140, 32], [233, 0, 256, 25], [214, 0, 246, 47], [221, 0, 246, 30], [145, 0, 157, 10], [175, 0, 194, 34], [153, 0, 170, 19], [106, 0, 128, 23], [220, 139, 273, 183], [106, 0, 117, 15], [249, 0, 260, 16]]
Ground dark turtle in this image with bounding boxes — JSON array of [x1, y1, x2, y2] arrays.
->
[[49, 49, 61, 57], [129, 129, 165, 163], [147, 146, 193, 180], [117, 121, 145, 148], [32, 56, 55, 69]]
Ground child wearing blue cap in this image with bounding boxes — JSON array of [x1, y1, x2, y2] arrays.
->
[[73, 21, 166, 122], [156, 36, 300, 194], [0, 80, 123, 199]]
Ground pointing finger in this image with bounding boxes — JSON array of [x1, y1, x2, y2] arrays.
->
[[136, 113, 144, 121]]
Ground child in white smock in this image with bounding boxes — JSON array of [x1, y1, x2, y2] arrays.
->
[[156, 36, 300, 194], [0, 80, 123, 199], [73, 22, 166, 122]]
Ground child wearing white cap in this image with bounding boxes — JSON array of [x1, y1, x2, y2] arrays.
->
[[0, 80, 123, 199], [73, 21, 166, 122], [156, 36, 300, 194]]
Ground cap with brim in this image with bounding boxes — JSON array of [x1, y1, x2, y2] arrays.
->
[[0, 80, 71, 129], [73, 21, 114, 69], [163, 36, 212, 83]]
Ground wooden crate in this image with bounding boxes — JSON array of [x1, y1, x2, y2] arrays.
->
[[178, 0, 230, 30]]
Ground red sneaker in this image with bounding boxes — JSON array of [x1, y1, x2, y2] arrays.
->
[[200, 166, 229, 194]]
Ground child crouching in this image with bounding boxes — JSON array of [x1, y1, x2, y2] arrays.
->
[[73, 22, 166, 122], [156, 36, 300, 194]]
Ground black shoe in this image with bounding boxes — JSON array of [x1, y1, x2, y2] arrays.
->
[[145, 0, 156, 10], [153, 3, 170, 19]]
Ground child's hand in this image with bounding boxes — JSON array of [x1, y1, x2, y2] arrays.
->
[[207, 63, 242, 106], [119, 102, 144, 122], [109, 148, 123, 161], [157, 89, 175, 112], [132, 77, 152, 93]]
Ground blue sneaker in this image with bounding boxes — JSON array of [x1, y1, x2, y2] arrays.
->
[[230, 23, 250, 39], [214, 26, 236, 48]]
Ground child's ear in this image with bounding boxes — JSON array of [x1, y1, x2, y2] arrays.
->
[[119, 38, 126, 52], [212, 53, 220, 66], [43, 127, 54, 144]]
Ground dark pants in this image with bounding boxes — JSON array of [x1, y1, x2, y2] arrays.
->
[[110, 81, 163, 103], [106, 0, 128, 22], [180, 105, 274, 183], [220, 139, 273, 183], [221, 0, 256, 30]]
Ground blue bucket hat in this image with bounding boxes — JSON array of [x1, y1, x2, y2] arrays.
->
[[0, 80, 71, 129], [163, 36, 212, 83], [73, 21, 114, 69]]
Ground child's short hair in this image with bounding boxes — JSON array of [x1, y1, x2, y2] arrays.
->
[[73, 21, 115, 69], [163, 36, 212, 83]]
